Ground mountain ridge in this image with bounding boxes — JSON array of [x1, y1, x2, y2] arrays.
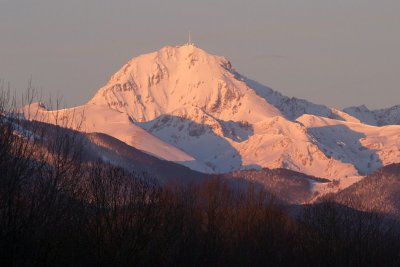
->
[[344, 104, 400, 126], [19, 44, 400, 192]]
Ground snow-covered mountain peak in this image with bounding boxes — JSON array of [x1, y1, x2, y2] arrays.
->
[[105, 45, 233, 85], [18, 44, 400, 189], [89, 45, 282, 123]]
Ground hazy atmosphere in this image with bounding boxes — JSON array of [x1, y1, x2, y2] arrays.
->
[[1, 0, 399, 109]]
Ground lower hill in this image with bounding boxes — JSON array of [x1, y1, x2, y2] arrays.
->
[[332, 164, 400, 218]]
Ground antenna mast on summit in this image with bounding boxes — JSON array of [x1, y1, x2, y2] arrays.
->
[[188, 31, 193, 46]]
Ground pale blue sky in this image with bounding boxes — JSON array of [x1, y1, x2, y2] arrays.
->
[[1, 0, 399, 109]]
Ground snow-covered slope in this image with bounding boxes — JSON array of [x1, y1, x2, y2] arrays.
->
[[343, 105, 400, 126], [237, 116, 359, 179], [19, 44, 400, 188], [297, 114, 400, 175], [20, 102, 212, 173], [138, 106, 359, 178]]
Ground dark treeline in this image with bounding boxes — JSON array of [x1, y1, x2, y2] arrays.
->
[[1, 98, 400, 266]]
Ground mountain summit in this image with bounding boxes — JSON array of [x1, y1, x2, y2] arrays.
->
[[21, 44, 400, 192], [89, 44, 281, 123]]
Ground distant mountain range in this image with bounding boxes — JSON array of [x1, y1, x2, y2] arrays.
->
[[20, 43, 400, 197]]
